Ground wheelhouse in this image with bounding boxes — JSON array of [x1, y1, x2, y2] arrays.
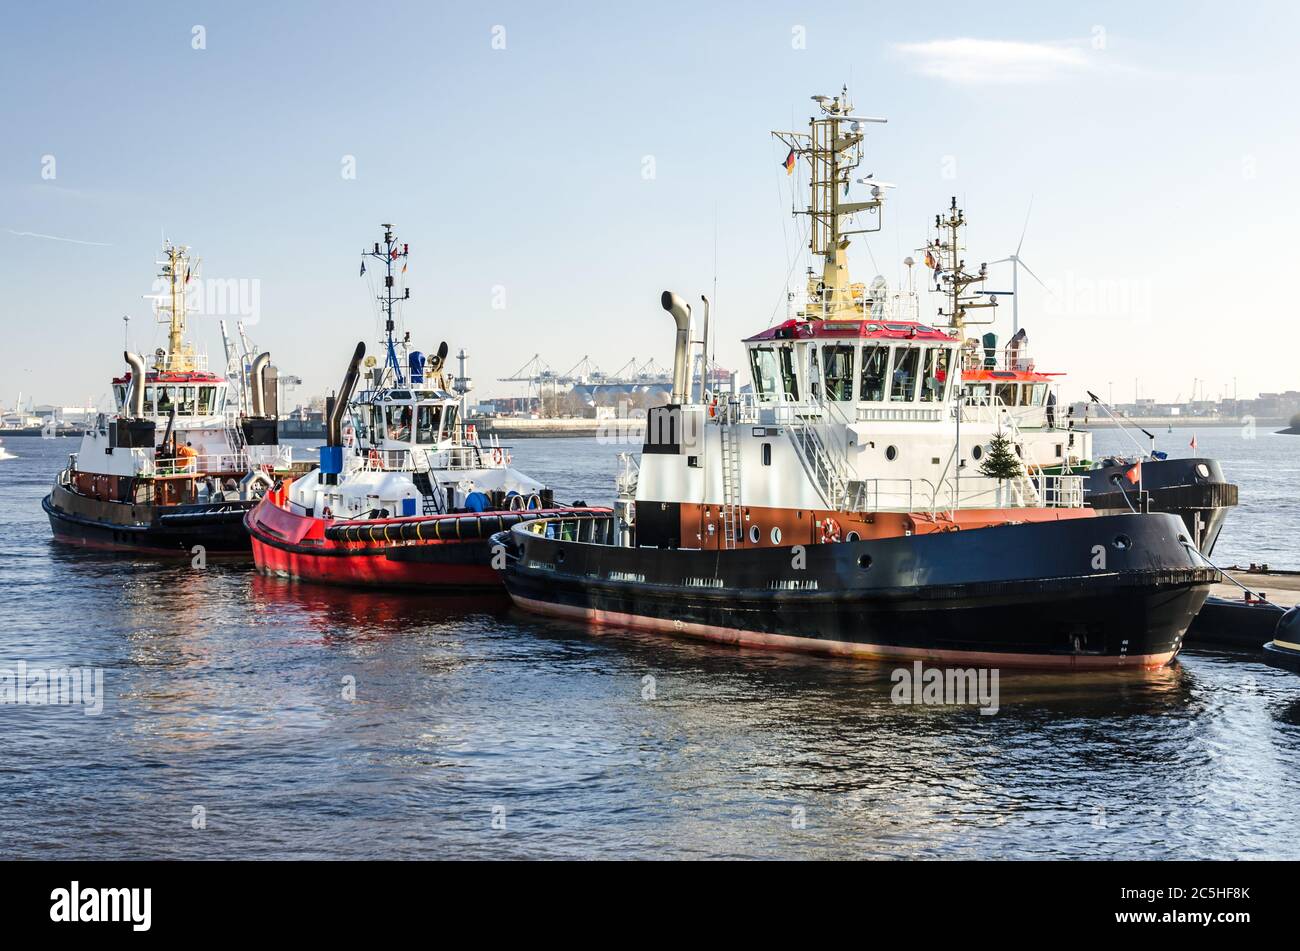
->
[[744, 319, 959, 413], [110, 372, 229, 419], [355, 388, 462, 451]]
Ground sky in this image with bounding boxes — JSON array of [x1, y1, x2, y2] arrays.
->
[[3, 0, 1298, 410]]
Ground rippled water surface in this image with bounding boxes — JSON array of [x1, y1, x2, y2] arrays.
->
[[1, 428, 1297, 859]]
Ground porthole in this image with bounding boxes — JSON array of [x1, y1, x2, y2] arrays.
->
[[748, 525, 761, 544], [770, 526, 783, 545], [885, 445, 898, 461], [972, 444, 984, 461], [1195, 463, 1210, 478], [845, 531, 860, 543], [1112, 534, 1132, 551], [858, 554, 873, 569]]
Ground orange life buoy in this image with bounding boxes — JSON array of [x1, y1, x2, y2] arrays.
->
[[820, 517, 842, 544], [368, 449, 382, 468], [491, 446, 504, 466]]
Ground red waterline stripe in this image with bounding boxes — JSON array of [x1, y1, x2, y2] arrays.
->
[[510, 595, 1176, 670]]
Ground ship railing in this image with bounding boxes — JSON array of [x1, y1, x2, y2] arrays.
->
[[152, 451, 251, 477], [356, 445, 488, 473], [961, 344, 1035, 374], [852, 478, 914, 513], [520, 512, 618, 545]]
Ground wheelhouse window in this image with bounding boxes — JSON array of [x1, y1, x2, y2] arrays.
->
[[964, 382, 991, 406], [749, 345, 799, 401], [384, 404, 412, 441], [197, 386, 217, 415], [177, 386, 196, 415], [920, 347, 952, 403], [749, 346, 779, 401], [888, 347, 920, 402], [113, 385, 127, 411], [155, 386, 175, 415], [995, 383, 1017, 408], [416, 404, 443, 444], [443, 405, 460, 439], [821, 346, 855, 401], [860, 345, 888, 402]]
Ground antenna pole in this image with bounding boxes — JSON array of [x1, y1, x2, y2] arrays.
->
[[362, 224, 410, 386]]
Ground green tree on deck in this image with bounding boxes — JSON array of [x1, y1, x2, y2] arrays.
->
[[979, 428, 1023, 482]]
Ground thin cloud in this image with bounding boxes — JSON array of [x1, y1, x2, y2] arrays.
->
[[7, 229, 112, 247], [894, 38, 1096, 85]]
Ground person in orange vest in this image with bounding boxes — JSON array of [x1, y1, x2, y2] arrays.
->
[[176, 441, 199, 472]]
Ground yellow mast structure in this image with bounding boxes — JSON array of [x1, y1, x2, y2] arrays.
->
[[773, 88, 887, 321], [154, 241, 198, 372]]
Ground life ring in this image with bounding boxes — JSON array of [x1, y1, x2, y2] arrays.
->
[[820, 517, 842, 544], [491, 446, 504, 466], [322, 506, 332, 519], [368, 449, 382, 468]]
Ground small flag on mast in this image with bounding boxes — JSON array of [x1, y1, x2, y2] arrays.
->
[[1125, 461, 1142, 485], [783, 148, 796, 175], [1190, 434, 1198, 450], [360, 261, 366, 277]]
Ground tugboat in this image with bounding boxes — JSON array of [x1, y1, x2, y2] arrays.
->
[[245, 225, 603, 590], [43, 241, 284, 554], [496, 90, 1217, 668]]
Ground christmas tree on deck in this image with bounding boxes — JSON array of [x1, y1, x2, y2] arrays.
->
[[979, 428, 1023, 482]]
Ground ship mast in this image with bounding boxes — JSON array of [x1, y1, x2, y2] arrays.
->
[[361, 223, 410, 386], [926, 198, 994, 335], [773, 88, 887, 320], [154, 241, 198, 372]]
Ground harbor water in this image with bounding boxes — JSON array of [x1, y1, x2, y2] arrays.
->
[[1, 427, 1297, 859]]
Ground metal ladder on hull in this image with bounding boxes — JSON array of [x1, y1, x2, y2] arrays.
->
[[719, 423, 742, 548]]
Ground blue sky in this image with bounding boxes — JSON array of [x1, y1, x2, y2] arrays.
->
[[3, 1, 1297, 409]]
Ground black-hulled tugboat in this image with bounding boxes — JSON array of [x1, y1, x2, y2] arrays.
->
[[245, 224, 603, 589], [496, 91, 1217, 668], [43, 241, 284, 555]]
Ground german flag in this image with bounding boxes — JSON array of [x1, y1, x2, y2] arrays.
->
[[783, 147, 796, 175]]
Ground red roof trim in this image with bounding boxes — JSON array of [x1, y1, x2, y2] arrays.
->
[[110, 371, 225, 384], [962, 369, 1061, 383], [745, 318, 956, 343]]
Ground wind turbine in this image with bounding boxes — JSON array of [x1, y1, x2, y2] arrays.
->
[[988, 198, 1053, 335]]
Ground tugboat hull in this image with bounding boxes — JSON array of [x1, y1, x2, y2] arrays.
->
[[246, 494, 607, 591], [43, 485, 253, 555], [1084, 457, 1237, 555], [500, 512, 1217, 669]]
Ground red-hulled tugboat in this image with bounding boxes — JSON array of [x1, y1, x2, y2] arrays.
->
[[496, 91, 1217, 668], [43, 241, 285, 555], [246, 224, 603, 590]]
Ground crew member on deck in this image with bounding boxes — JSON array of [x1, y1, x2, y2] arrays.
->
[[177, 441, 198, 472]]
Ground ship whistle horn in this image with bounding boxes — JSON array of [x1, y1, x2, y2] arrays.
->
[[661, 291, 692, 405]]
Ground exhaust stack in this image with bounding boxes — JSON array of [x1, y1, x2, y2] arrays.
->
[[124, 352, 147, 417], [697, 295, 711, 401], [326, 342, 366, 446], [660, 291, 692, 405], [250, 352, 271, 417]]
